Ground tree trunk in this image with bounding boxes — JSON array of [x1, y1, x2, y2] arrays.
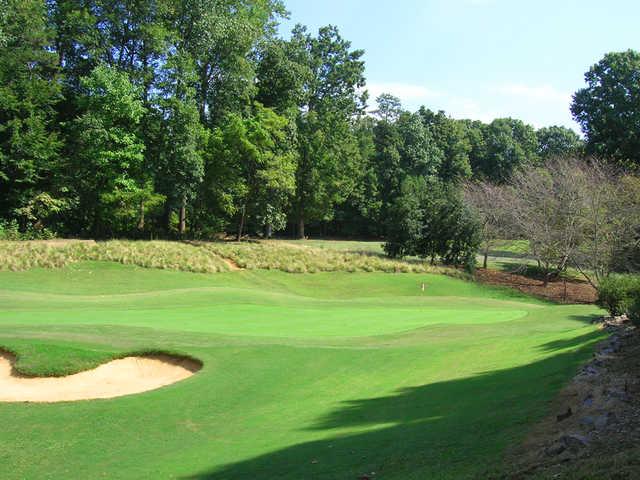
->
[[137, 200, 145, 231], [237, 203, 246, 241], [483, 248, 489, 269], [163, 201, 172, 234], [179, 196, 186, 236], [297, 214, 305, 239], [265, 223, 273, 239]]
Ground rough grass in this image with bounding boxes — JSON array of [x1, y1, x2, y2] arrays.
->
[[0, 240, 232, 273], [0, 239, 447, 275], [203, 241, 446, 274]]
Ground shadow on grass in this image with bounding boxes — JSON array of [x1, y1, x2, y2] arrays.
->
[[183, 343, 598, 480], [537, 329, 606, 353]]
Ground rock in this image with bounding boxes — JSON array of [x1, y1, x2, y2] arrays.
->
[[579, 416, 597, 431], [557, 407, 573, 422], [559, 434, 589, 453], [580, 365, 599, 377], [583, 394, 594, 407], [580, 413, 618, 431], [605, 388, 631, 403], [545, 442, 567, 457]]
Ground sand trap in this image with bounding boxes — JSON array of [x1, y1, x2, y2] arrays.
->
[[0, 351, 201, 403]]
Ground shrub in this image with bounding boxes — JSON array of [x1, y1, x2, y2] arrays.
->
[[628, 295, 640, 325], [384, 177, 480, 267], [0, 220, 56, 240], [596, 275, 640, 317]]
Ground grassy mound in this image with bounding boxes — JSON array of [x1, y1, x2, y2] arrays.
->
[[0, 239, 447, 275]]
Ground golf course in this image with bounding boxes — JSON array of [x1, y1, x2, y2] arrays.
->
[[0, 249, 605, 479]]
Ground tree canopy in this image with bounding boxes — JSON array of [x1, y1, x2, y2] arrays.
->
[[2, 1, 634, 257]]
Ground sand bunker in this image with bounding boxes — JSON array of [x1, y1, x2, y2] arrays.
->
[[0, 351, 201, 403]]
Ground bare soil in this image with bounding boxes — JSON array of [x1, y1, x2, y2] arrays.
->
[[476, 268, 597, 304]]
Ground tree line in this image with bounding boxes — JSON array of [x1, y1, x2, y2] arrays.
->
[[1, 1, 639, 264]]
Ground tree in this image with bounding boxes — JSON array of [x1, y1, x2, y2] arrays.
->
[[68, 65, 146, 237], [255, 38, 310, 116], [536, 126, 583, 159], [396, 112, 443, 179], [502, 157, 640, 287], [288, 25, 367, 238], [331, 116, 382, 237], [475, 118, 538, 183], [463, 181, 511, 269], [0, 0, 61, 230], [506, 159, 585, 284], [419, 108, 472, 182], [212, 103, 295, 240], [153, 52, 206, 235], [385, 176, 480, 268], [173, 0, 287, 124], [373, 93, 402, 122], [0, 0, 7, 47], [570, 161, 640, 285], [572, 50, 640, 167], [372, 114, 403, 215]]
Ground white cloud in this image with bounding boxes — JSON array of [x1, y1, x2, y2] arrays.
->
[[365, 79, 580, 132], [491, 83, 571, 104], [366, 82, 442, 103], [444, 96, 501, 124]]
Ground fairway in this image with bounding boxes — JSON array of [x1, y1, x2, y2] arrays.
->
[[0, 262, 604, 479]]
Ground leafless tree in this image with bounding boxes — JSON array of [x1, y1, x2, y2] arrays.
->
[[464, 157, 640, 287], [463, 181, 512, 269], [505, 158, 589, 285], [573, 165, 640, 286]]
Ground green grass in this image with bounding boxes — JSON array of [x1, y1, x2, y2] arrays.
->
[[0, 261, 604, 479]]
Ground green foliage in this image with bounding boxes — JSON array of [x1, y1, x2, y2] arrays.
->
[[536, 125, 583, 159], [572, 50, 640, 167], [384, 177, 480, 268], [419, 108, 472, 182], [68, 65, 147, 236], [0, 220, 55, 240], [374, 93, 403, 122], [0, 0, 61, 227], [596, 275, 640, 317], [210, 103, 295, 237], [1, 1, 621, 246], [288, 24, 367, 236], [476, 118, 539, 183]]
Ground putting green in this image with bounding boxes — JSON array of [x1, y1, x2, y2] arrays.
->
[[0, 262, 604, 479]]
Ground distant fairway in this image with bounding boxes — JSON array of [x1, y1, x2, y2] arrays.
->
[[0, 261, 604, 479]]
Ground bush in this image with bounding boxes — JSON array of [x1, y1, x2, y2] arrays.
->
[[596, 275, 640, 317], [384, 177, 480, 266], [0, 220, 56, 240], [628, 296, 640, 325]]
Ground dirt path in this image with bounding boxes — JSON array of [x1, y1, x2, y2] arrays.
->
[[0, 351, 201, 402], [220, 256, 242, 271]]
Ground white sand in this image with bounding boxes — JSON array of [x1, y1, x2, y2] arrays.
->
[[0, 351, 200, 403]]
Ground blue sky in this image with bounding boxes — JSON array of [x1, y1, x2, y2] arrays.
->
[[279, 0, 640, 132]]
